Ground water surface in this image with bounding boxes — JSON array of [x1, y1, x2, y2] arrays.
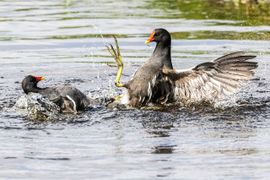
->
[[0, 0, 270, 179]]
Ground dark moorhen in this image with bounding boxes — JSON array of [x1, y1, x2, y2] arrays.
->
[[107, 28, 257, 107], [22, 75, 90, 113]]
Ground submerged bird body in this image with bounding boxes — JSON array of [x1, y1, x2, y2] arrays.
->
[[108, 28, 257, 108], [39, 85, 90, 112], [22, 75, 90, 113]]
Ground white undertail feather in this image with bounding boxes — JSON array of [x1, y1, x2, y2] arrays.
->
[[139, 96, 142, 103], [162, 93, 170, 104], [120, 91, 130, 104], [147, 82, 152, 102], [151, 75, 157, 86], [66, 95, 77, 112], [141, 96, 145, 103]]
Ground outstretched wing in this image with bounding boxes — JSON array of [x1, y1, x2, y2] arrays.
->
[[164, 52, 257, 104]]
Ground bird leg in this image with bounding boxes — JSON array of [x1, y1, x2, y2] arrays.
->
[[106, 36, 126, 88]]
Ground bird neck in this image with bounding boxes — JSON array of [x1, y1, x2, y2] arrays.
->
[[152, 41, 173, 69], [26, 85, 47, 94], [35, 87, 47, 93]]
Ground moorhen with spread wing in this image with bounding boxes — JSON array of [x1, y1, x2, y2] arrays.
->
[[107, 28, 257, 107]]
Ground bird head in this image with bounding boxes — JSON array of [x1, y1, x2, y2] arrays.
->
[[22, 75, 45, 94], [145, 28, 171, 45]]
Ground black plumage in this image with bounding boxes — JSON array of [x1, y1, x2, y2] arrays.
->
[[108, 28, 258, 107], [22, 75, 90, 113]]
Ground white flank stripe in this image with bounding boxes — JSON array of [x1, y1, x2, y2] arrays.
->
[[66, 95, 77, 112]]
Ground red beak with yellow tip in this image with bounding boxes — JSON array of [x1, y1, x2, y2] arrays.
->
[[145, 31, 156, 45], [34, 76, 45, 81]]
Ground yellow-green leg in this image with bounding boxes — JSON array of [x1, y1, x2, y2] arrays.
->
[[106, 36, 125, 88]]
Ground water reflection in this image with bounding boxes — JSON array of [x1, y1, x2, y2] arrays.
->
[[152, 145, 176, 154], [150, 0, 270, 25], [148, 0, 270, 40], [218, 148, 258, 156]]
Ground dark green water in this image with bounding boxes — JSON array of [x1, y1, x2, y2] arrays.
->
[[0, 0, 270, 179]]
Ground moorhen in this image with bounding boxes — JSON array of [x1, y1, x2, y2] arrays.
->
[[107, 28, 257, 107], [22, 75, 90, 113]]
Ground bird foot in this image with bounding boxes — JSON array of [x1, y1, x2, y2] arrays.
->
[[106, 36, 125, 88]]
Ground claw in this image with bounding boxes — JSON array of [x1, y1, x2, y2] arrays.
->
[[106, 36, 125, 88], [114, 36, 121, 57]]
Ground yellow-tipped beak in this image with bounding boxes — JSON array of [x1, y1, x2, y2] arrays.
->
[[145, 31, 155, 46], [33, 76, 45, 81], [145, 40, 150, 45]]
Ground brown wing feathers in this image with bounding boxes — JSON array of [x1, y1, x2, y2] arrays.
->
[[171, 52, 257, 103]]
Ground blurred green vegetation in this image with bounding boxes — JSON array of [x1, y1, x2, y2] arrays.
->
[[171, 30, 270, 40], [148, 0, 270, 40], [150, 0, 270, 26]]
